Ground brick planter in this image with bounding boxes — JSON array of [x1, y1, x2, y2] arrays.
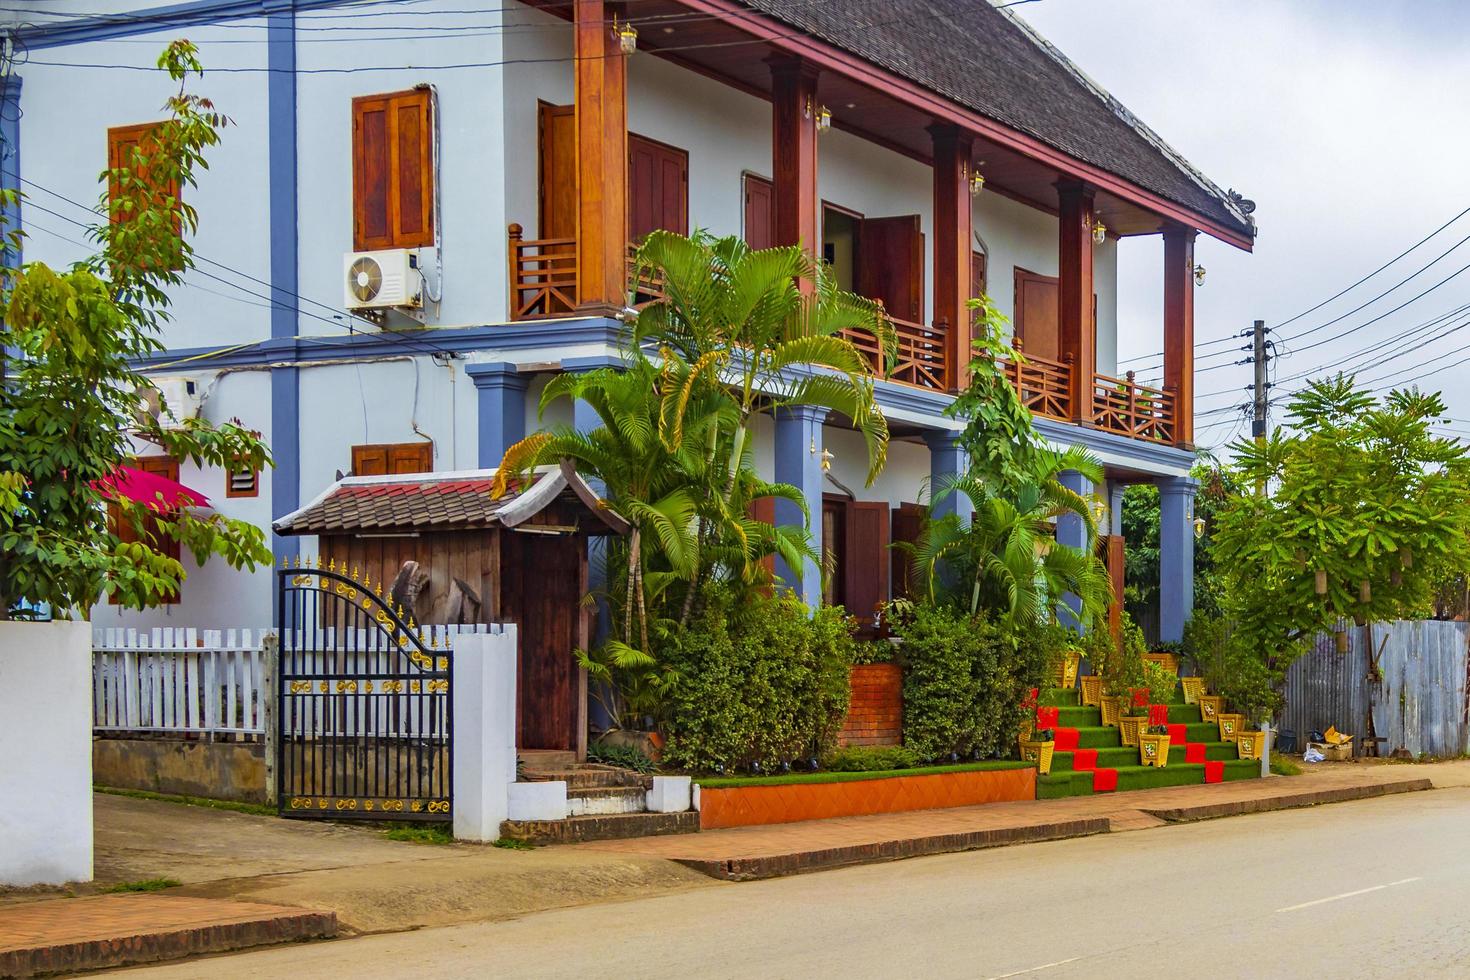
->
[[839, 662, 902, 747], [696, 766, 1035, 829]]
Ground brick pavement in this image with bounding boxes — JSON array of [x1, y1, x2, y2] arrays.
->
[[0, 894, 335, 977], [581, 767, 1433, 879]]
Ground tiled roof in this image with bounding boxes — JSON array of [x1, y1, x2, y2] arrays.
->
[[736, 0, 1255, 239], [275, 474, 512, 535]]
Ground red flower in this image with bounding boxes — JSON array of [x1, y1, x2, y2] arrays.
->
[[1132, 689, 1150, 707]]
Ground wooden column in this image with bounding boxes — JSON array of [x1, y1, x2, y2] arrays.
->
[[930, 124, 973, 392], [769, 57, 820, 275], [574, 0, 628, 313], [1057, 181, 1096, 424], [1163, 223, 1198, 447]]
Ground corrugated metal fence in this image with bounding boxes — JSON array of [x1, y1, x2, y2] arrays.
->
[[1281, 620, 1470, 758]]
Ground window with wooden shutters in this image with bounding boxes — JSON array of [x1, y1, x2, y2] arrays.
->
[[843, 501, 890, 628], [225, 460, 260, 498], [109, 455, 182, 605], [352, 89, 434, 251], [351, 442, 433, 476], [108, 122, 180, 231]]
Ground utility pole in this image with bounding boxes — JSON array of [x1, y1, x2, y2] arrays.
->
[[1251, 319, 1270, 440]]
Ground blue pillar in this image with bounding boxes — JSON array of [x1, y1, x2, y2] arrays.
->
[[1056, 469, 1095, 630], [1158, 476, 1197, 643], [265, 4, 300, 571], [0, 74, 21, 265], [466, 363, 528, 468], [924, 429, 970, 523], [774, 406, 828, 608]]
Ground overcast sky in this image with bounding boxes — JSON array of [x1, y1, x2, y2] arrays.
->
[[1016, 0, 1470, 450]]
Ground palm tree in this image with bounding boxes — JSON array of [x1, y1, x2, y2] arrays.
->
[[912, 444, 1112, 629]]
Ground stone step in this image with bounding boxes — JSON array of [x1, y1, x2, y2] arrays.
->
[[567, 785, 647, 816], [519, 749, 578, 772], [521, 765, 650, 790], [502, 809, 700, 845]]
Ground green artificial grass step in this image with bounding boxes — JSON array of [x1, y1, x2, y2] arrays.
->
[[1055, 706, 1102, 727], [1038, 687, 1080, 707], [1036, 758, 1263, 798], [1049, 741, 1240, 772]]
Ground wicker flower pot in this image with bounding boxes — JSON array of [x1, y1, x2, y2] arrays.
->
[[1197, 695, 1225, 723], [1143, 651, 1180, 675], [1019, 736, 1056, 775], [1180, 677, 1205, 705], [1236, 729, 1267, 760], [1080, 675, 1104, 707], [1051, 649, 1081, 690], [1216, 713, 1245, 744], [1100, 694, 1122, 728], [1118, 714, 1147, 748], [1138, 732, 1171, 768]]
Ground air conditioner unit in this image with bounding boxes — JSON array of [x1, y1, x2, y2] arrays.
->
[[343, 248, 423, 313], [137, 377, 200, 428]]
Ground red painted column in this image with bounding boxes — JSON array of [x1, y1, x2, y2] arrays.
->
[[930, 124, 974, 392], [1163, 223, 1198, 447], [1057, 180, 1096, 424], [574, 0, 628, 313], [769, 57, 820, 282]]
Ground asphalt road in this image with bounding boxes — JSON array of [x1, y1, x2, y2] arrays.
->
[[120, 787, 1470, 979]]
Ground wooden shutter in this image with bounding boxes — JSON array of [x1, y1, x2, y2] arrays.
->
[[538, 103, 576, 240], [844, 501, 890, 627], [972, 251, 988, 299], [108, 122, 179, 227], [353, 89, 433, 251], [821, 496, 847, 608], [225, 461, 259, 498], [1106, 533, 1126, 641], [858, 215, 924, 323], [628, 133, 688, 242], [744, 173, 774, 250], [890, 502, 925, 600], [110, 455, 182, 604], [1014, 267, 1061, 361], [352, 442, 431, 476]]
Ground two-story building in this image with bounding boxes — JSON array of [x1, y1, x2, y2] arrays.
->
[[7, 0, 1253, 656]]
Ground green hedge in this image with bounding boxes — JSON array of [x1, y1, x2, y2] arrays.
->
[[895, 605, 1058, 761], [658, 590, 856, 772]]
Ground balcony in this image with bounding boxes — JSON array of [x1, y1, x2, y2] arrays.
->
[[1091, 371, 1176, 444]]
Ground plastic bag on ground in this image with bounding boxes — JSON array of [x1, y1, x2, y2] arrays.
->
[[1303, 745, 1325, 763]]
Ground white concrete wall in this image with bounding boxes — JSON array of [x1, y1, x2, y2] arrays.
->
[[0, 621, 93, 885], [452, 626, 519, 841]]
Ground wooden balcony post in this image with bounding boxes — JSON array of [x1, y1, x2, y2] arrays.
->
[[930, 124, 973, 392], [1126, 370, 1138, 438], [769, 57, 820, 288], [1163, 223, 1198, 447], [507, 223, 522, 318], [574, 0, 628, 314], [1057, 181, 1096, 424]]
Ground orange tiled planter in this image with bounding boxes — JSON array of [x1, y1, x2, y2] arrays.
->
[[696, 766, 1035, 830], [839, 663, 903, 747]]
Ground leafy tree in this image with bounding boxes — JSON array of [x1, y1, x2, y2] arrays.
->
[[0, 42, 272, 618], [1211, 376, 1470, 682]]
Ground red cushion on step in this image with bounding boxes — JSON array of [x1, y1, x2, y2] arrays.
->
[[1204, 760, 1225, 783], [1054, 727, 1080, 752], [1149, 704, 1170, 726], [1186, 742, 1207, 764], [1072, 749, 1098, 771], [1036, 706, 1060, 728], [1168, 723, 1188, 745], [1092, 768, 1118, 792]]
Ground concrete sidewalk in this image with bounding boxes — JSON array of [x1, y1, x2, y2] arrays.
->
[[580, 763, 1443, 879]]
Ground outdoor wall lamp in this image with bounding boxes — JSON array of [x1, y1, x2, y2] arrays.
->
[[616, 19, 638, 54], [809, 436, 834, 472], [805, 97, 832, 131], [1193, 263, 1207, 286], [969, 163, 986, 195], [1193, 515, 1206, 539], [1091, 219, 1107, 245]]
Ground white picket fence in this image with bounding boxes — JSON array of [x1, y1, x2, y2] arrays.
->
[[92, 624, 493, 740]]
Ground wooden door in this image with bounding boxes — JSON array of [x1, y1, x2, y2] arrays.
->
[[1014, 267, 1060, 360], [501, 531, 582, 751], [744, 173, 774, 250], [972, 251, 988, 299], [537, 103, 576, 240], [628, 134, 688, 242], [890, 502, 924, 600], [843, 501, 891, 627], [1105, 533, 1126, 642], [858, 215, 924, 323]]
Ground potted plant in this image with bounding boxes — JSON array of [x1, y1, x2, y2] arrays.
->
[[1179, 676, 1205, 705], [1138, 723, 1171, 768], [1118, 689, 1150, 747], [1235, 727, 1267, 760], [1216, 712, 1245, 744], [1080, 673, 1103, 707], [1019, 727, 1056, 775], [1197, 694, 1225, 723], [1051, 647, 1082, 690], [1099, 692, 1122, 728]]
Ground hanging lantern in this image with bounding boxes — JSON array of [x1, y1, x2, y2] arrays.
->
[[1193, 515, 1206, 539], [969, 167, 986, 195], [616, 20, 638, 54], [1360, 580, 1372, 603], [1092, 220, 1107, 246], [1314, 569, 1328, 595]]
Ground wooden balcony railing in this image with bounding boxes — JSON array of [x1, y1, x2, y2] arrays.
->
[[508, 224, 577, 319], [843, 313, 949, 392], [1091, 371, 1176, 444], [996, 339, 1071, 421]]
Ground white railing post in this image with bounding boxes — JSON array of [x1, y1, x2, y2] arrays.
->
[[261, 631, 279, 806]]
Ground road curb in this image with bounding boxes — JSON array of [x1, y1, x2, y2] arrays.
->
[[673, 817, 1112, 881], [1140, 777, 1434, 823]]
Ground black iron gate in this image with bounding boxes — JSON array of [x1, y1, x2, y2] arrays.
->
[[277, 563, 452, 822]]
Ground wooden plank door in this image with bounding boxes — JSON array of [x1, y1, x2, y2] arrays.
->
[[537, 102, 576, 240], [628, 133, 688, 242], [501, 531, 581, 751], [744, 173, 774, 250], [972, 251, 988, 299], [843, 501, 891, 627], [1106, 533, 1126, 642], [1014, 267, 1060, 360], [858, 215, 924, 323]]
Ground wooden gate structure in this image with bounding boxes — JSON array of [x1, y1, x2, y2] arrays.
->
[[276, 563, 452, 822]]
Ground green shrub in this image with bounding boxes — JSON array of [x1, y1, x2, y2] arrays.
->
[[587, 741, 657, 773], [895, 604, 1052, 761], [852, 640, 898, 665], [1142, 660, 1176, 704], [658, 590, 856, 771], [825, 745, 919, 771], [1185, 613, 1280, 725]]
